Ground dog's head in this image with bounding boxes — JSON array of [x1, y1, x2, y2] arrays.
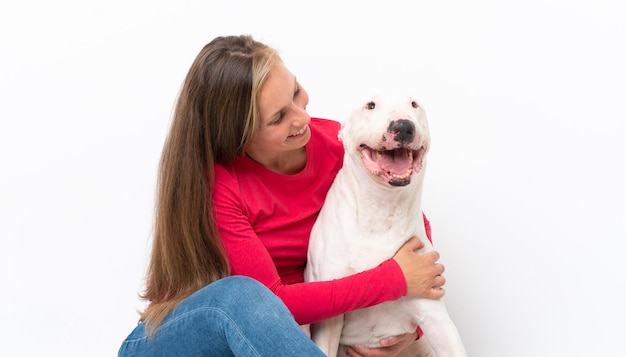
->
[[340, 94, 430, 187]]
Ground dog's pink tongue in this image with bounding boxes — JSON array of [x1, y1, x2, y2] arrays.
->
[[378, 150, 410, 174]]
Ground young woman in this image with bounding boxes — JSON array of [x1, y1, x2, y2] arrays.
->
[[119, 35, 445, 356]]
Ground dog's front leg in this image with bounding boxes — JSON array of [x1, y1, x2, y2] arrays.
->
[[311, 314, 344, 357], [412, 299, 467, 357]]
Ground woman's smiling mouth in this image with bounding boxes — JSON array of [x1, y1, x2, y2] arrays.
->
[[288, 125, 308, 138]]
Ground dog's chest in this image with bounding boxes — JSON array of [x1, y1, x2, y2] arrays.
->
[[314, 181, 426, 271]]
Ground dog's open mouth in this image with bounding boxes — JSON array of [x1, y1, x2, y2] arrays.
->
[[358, 145, 425, 186]]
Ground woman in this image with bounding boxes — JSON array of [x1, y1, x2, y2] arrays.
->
[[119, 35, 445, 356]]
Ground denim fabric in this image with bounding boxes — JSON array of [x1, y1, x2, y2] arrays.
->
[[118, 276, 324, 356]]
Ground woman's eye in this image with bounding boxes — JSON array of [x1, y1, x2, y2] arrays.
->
[[272, 112, 286, 125]]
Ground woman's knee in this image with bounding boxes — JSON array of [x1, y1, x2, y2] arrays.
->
[[197, 276, 269, 301], [212, 275, 267, 293], [185, 276, 278, 312]]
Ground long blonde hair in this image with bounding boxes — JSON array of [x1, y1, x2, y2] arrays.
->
[[140, 35, 280, 335]]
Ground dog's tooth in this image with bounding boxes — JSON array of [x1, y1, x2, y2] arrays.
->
[[376, 151, 382, 159]]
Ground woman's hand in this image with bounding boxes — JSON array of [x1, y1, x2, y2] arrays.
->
[[392, 236, 446, 299], [344, 331, 418, 357]]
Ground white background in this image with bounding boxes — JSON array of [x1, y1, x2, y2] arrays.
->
[[1, 1, 625, 356]]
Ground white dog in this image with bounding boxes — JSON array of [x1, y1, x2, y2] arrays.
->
[[304, 94, 467, 357]]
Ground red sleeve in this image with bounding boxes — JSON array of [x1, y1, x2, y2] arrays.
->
[[423, 212, 432, 244], [275, 261, 406, 325], [213, 168, 407, 325]]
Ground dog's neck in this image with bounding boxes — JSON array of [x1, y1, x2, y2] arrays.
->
[[337, 153, 425, 230]]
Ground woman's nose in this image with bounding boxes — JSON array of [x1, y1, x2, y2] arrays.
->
[[292, 102, 310, 123]]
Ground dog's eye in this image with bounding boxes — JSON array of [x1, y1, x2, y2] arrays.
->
[[411, 101, 419, 109], [366, 101, 376, 110]]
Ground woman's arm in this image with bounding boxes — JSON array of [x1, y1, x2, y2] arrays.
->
[[215, 205, 407, 325]]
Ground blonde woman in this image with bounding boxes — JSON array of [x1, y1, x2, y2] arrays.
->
[[119, 35, 444, 356]]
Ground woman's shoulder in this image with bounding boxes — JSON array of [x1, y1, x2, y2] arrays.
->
[[310, 117, 341, 132], [309, 118, 342, 148], [213, 160, 237, 185], [308, 118, 343, 169]]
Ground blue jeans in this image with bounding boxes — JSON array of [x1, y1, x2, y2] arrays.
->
[[118, 276, 325, 356]]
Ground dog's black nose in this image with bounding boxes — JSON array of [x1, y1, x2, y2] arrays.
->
[[388, 119, 415, 144]]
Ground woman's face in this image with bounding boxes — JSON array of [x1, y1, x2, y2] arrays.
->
[[247, 62, 311, 158]]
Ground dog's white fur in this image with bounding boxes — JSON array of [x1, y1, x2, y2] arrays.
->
[[304, 94, 467, 357]]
